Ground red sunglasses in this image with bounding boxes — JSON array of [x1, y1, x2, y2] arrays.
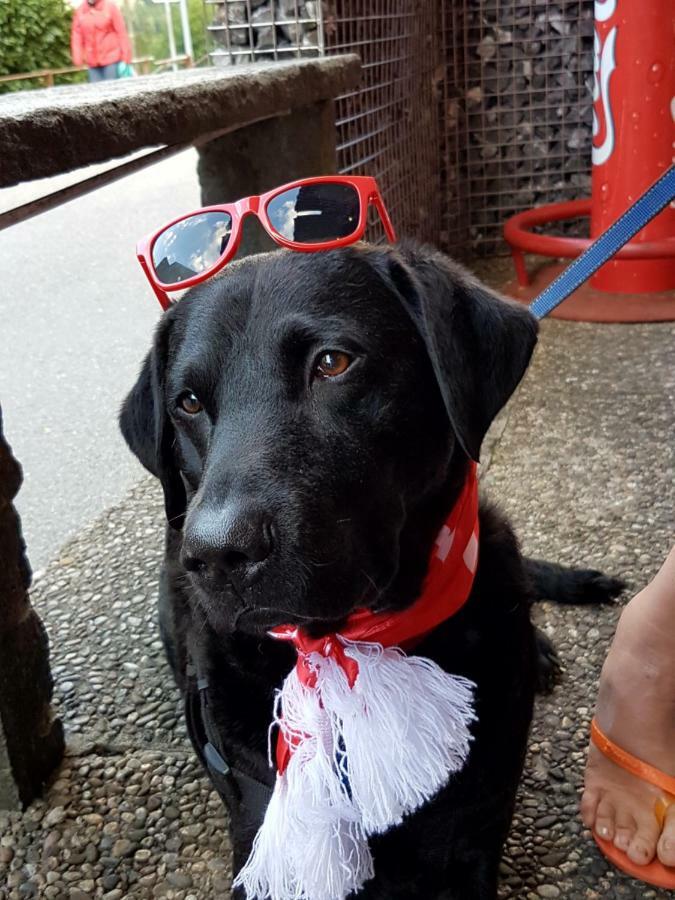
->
[[137, 175, 397, 309]]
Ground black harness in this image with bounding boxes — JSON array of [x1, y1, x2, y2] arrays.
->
[[184, 655, 273, 829]]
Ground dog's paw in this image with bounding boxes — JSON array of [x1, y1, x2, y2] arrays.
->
[[525, 558, 625, 607], [534, 627, 562, 694], [561, 569, 626, 605]]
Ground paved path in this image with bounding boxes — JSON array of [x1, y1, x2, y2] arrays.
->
[[0, 312, 672, 898], [0, 150, 200, 569]]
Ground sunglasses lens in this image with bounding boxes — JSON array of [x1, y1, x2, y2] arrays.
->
[[152, 212, 233, 285], [266, 182, 360, 244]]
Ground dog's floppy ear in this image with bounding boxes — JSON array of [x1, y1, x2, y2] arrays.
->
[[119, 316, 186, 528], [369, 242, 538, 461]]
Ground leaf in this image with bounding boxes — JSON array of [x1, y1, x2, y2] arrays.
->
[[0, 0, 73, 94]]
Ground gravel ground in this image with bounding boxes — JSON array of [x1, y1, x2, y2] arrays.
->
[[1, 316, 673, 900]]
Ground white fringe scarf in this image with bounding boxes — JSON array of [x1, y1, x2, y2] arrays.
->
[[233, 464, 480, 900]]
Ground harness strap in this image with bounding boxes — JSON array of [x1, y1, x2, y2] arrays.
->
[[184, 652, 273, 828]]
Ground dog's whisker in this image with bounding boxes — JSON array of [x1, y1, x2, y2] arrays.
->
[[360, 568, 379, 593], [301, 553, 341, 570], [253, 605, 322, 623]]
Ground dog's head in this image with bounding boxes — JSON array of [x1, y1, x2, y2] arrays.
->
[[121, 242, 537, 636]]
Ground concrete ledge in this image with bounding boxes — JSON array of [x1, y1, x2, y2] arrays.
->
[[0, 56, 361, 188]]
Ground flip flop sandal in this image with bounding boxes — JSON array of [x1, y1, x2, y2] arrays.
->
[[590, 718, 675, 890]]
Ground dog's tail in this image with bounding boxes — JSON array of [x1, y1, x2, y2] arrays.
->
[[525, 558, 625, 606]]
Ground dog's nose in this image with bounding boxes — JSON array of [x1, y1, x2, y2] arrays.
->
[[183, 501, 273, 584]]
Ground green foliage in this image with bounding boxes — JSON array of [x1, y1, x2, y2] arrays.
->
[[128, 0, 210, 67], [187, 0, 210, 63], [0, 0, 79, 92], [0, 0, 210, 92]]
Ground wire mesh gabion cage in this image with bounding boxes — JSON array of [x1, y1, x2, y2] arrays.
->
[[205, 0, 596, 258], [443, 0, 595, 255], [206, 0, 444, 247], [324, 0, 443, 246], [206, 1, 324, 65]]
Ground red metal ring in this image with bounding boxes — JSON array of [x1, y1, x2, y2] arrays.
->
[[504, 198, 675, 287]]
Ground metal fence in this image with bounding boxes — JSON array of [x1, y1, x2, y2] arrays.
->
[[442, 0, 595, 255], [207, 0, 324, 65], [205, 0, 595, 256], [325, 0, 443, 245], [206, 0, 443, 245]]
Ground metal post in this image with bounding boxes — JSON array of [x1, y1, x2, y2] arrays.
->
[[177, 0, 194, 64], [163, 0, 178, 72]]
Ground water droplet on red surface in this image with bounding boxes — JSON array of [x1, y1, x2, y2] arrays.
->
[[647, 61, 664, 85]]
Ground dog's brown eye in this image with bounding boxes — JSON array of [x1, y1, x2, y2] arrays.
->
[[315, 351, 352, 379], [179, 391, 203, 415]]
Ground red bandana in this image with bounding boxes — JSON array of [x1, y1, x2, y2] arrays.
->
[[235, 464, 480, 900], [272, 462, 479, 774]]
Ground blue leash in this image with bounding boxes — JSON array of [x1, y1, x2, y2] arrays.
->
[[529, 165, 675, 319]]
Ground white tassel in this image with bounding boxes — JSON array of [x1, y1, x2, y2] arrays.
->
[[324, 640, 476, 835], [233, 640, 476, 900]]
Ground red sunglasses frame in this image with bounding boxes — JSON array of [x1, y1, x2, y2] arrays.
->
[[137, 175, 397, 309]]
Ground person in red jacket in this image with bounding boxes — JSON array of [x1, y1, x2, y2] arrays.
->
[[71, 0, 132, 83]]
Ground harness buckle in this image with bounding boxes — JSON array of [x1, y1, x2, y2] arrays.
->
[[204, 741, 231, 776]]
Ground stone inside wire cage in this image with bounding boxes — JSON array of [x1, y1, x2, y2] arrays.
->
[[443, 0, 595, 254], [207, 0, 324, 65]]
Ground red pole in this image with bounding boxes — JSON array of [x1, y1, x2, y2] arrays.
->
[[590, 0, 675, 293]]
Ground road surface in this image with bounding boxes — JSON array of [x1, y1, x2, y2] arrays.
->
[[0, 148, 201, 569]]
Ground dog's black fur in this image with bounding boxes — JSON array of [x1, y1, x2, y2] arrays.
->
[[121, 242, 622, 899]]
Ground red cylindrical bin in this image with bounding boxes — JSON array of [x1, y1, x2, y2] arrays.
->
[[591, 0, 675, 293]]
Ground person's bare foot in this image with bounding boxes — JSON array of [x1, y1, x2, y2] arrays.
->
[[580, 555, 675, 870]]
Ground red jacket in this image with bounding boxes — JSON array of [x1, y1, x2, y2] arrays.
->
[[71, 0, 131, 68]]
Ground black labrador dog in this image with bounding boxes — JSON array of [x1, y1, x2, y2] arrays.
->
[[121, 242, 621, 899]]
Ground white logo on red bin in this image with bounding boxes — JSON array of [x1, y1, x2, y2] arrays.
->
[[592, 1, 618, 167]]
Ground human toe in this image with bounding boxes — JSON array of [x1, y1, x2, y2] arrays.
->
[[626, 811, 660, 866], [612, 809, 636, 852], [594, 796, 616, 842], [656, 803, 675, 867], [580, 786, 600, 829]]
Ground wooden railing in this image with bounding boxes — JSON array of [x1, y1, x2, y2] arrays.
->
[[0, 55, 194, 89], [149, 54, 195, 74]]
